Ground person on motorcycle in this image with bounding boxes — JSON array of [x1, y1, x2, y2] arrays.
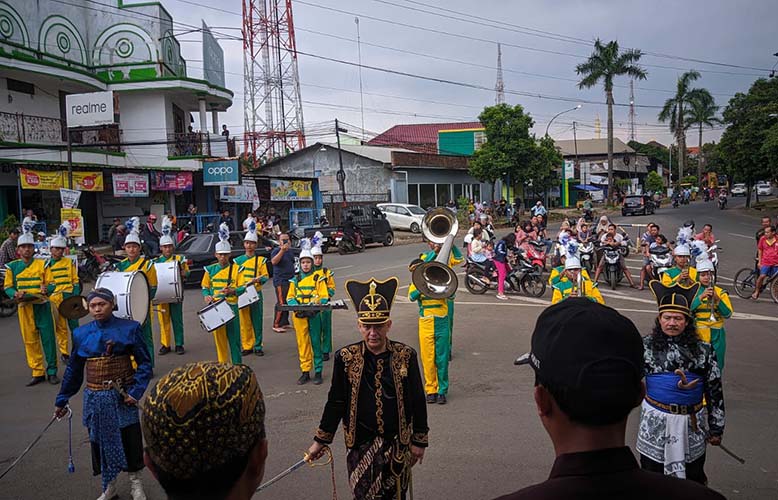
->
[[639, 234, 669, 290], [551, 256, 604, 305], [661, 244, 698, 286], [343, 215, 362, 248], [581, 195, 594, 221], [593, 225, 638, 288], [469, 228, 496, 283], [638, 224, 660, 290], [595, 215, 610, 239], [717, 189, 727, 209], [695, 224, 716, 247]]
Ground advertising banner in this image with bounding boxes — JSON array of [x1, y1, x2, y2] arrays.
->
[[20, 168, 65, 190], [65, 91, 115, 128], [220, 182, 259, 204], [203, 159, 240, 186], [151, 171, 193, 191], [112, 173, 149, 197], [202, 21, 226, 88], [60, 188, 81, 209], [270, 179, 312, 201], [71, 171, 104, 191], [60, 208, 84, 237]]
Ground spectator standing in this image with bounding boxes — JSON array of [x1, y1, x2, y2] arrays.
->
[[221, 124, 230, 137], [270, 233, 296, 333], [0, 227, 20, 266], [219, 209, 235, 231], [141, 214, 161, 256], [107, 217, 121, 244]]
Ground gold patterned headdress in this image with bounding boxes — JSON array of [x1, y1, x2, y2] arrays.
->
[[345, 277, 398, 324], [648, 280, 700, 318]]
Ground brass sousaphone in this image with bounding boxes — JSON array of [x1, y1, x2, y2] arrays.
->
[[412, 208, 459, 299]]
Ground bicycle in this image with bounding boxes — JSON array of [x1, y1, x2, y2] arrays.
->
[[733, 260, 778, 303]]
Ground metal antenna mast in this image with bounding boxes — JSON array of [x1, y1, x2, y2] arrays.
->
[[495, 43, 505, 105], [243, 0, 306, 167], [629, 79, 636, 142]]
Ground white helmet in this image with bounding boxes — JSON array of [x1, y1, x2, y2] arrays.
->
[[159, 235, 175, 246], [674, 244, 690, 257], [124, 233, 141, 246], [215, 240, 232, 254], [17, 232, 34, 246], [244, 231, 258, 243], [124, 216, 142, 246], [696, 258, 715, 273], [299, 249, 313, 261], [311, 245, 323, 257], [564, 256, 581, 270]]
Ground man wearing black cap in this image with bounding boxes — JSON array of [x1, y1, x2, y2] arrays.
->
[[495, 298, 724, 499], [308, 277, 428, 500]]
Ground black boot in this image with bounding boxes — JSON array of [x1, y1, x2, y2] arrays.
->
[[313, 372, 323, 385], [158, 346, 171, 355], [254, 348, 264, 357], [322, 352, 330, 361], [175, 346, 185, 355], [241, 349, 253, 356], [437, 394, 447, 405], [297, 372, 310, 385], [426, 394, 438, 404], [48, 374, 60, 385], [26, 376, 45, 387]]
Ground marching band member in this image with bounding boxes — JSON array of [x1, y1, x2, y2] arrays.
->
[[550, 255, 604, 305], [409, 258, 452, 405], [3, 223, 59, 385], [311, 232, 335, 361], [155, 217, 189, 356], [201, 223, 245, 365], [548, 238, 590, 287], [116, 217, 158, 367], [54, 288, 152, 500], [48, 224, 80, 361], [307, 277, 428, 500], [639, 280, 724, 483], [691, 258, 732, 372], [287, 239, 329, 385], [421, 238, 463, 353], [661, 243, 698, 287], [235, 220, 269, 356]]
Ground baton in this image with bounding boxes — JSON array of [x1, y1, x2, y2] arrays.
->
[[718, 443, 745, 464]]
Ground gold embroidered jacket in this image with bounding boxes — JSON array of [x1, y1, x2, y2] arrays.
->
[[314, 341, 429, 449]]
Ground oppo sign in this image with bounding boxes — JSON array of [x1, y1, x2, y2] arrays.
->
[[203, 159, 240, 185]]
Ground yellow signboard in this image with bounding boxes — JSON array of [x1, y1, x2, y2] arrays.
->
[[270, 179, 312, 201], [71, 171, 104, 191], [20, 168, 104, 192], [60, 208, 84, 238]]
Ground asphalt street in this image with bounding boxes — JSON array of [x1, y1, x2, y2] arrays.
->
[[1, 197, 777, 499]]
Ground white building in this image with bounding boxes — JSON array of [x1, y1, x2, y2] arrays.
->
[[0, 0, 235, 241]]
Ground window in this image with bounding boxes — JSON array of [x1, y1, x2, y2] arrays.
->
[[6, 78, 35, 95], [472, 184, 481, 202], [474, 131, 486, 151], [177, 234, 213, 253], [436, 184, 451, 206], [453, 184, 463, 200], [397, 207, 410, 216], [408, 184, 419, 205], [407, 206, 426, 215], [419, 184, 435, 209]]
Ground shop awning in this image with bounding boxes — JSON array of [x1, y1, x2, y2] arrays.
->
[[572, 184, 601, 191]]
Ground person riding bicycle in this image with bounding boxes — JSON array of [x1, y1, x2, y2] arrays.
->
[[752, 224, 778, 300]]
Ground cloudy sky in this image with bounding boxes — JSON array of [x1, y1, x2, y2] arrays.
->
[[166, 0, 777, 146]]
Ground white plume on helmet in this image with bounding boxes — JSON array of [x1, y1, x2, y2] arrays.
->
[[17, 219, 35, 246], [310, 231, 324, 256], [159, 215, 175, 246], [124, 216, 141, 246], [215, 222, 231, 253], [50, 223, 70, 248], [244, 218, 258, 243]]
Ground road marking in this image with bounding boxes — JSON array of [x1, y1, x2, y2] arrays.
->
[[731, 312, 778, 322], [331, 265, 354, 271], [729, 233, 755, 239]]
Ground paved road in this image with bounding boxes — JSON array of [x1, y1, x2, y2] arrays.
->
[[1, 197, 777, 499]]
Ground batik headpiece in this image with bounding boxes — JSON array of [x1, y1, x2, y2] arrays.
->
[[141, 362, 266, 480], [648, 280, 700, 318], [159, 216, 175, 246], [346, 277, 398, 324]]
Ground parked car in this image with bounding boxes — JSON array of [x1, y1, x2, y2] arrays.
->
[[621, 194, 655, 216], [756, 182, 774, 196], [730, 183, 747, 196], [376, 203, 426, 233], [176, 231, 300, 286]]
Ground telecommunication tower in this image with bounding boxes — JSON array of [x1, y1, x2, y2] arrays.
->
[[628, 79, 636, 142], [495, 43, 505, 105], [242, 0, 306, 167]]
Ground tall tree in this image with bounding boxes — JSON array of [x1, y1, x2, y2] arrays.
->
[[576, 39, 647, 199], [685, 89, 719, 185], [658, 70, 706, 185]]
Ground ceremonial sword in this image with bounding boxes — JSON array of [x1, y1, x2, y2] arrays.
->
[[254, 446, 333, 494], [717, 444, 746, 464]]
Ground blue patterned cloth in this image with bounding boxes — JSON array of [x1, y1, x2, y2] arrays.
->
[[646, 372, 703, 407]]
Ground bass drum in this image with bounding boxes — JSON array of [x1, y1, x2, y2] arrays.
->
[[153, 260, 183, 304], [95, 271, 150, 324]]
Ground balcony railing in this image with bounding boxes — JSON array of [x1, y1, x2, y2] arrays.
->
[[167, 132, 237, 158], [0, 112, 122, 151]]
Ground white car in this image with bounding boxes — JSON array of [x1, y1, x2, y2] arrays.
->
[[730, 183, 747, 196], [756, 183, 774, 196], [377, 203, 426, 233]]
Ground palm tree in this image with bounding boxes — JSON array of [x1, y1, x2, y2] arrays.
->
[[577, 39, 647, 199], [658, 70, 702, 184], [685, 90, 719, 185]]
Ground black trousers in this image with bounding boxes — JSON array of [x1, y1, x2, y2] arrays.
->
[[640, 453, 708, 485], [274, 282, 290, 328], [91, 422, 144, 476]]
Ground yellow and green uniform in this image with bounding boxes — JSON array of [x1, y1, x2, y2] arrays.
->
[[550, 275, 604, 305], [314, 264, 336, 355], [116, 256, 157, 367], [661, 266, 698, 286], [235, 253, 269, 352], [287, 270, 329, 374], [409, 282, 451, 396], [4, 258, 57, 377], [421, 245, 463, 351], [691, 285, 732, 371], [154, 254, 190, 349], [46, 256, 80, 356], [548, 265, 591, 287], [201, 261, 246, 364]]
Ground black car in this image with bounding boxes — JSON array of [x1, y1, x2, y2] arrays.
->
[[622, 195, 655, 216], [177, 231, 300, 286]]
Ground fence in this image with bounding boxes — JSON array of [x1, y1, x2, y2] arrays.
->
[[167, 133, 237, 158], [0, 112, 122, 151]]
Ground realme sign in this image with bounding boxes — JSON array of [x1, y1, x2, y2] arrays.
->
[[65, 91, 116, 128]]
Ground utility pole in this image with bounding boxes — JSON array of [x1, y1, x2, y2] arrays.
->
[[628, 79, 636, 142], [335, 119, 348, 205], [573, 121, 580, 185], [355, 17, 365, 141], [495, 43, 505, 105]]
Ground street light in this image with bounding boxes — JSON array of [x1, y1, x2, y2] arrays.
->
[[545, 104, 582, 137]]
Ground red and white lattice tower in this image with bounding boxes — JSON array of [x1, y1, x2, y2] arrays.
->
[[242, 0, 306, 167]]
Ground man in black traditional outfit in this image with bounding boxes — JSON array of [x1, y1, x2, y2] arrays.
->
[[307, 277, 428, 500]]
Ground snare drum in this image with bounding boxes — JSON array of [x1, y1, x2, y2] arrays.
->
[[198, 299, 235, 332], [153, 260, 183, 304], [95, 271, 150, 324], [237, 285, 259, 309]]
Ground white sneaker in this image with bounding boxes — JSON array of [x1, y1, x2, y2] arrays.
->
[[96, 481, 117, 500], [496, 294, 508, 300], [129, 472, 147, 500]]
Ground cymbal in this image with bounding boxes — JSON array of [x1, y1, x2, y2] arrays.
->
[[17, 293, 47, 305], [59, 295, 89, 320]]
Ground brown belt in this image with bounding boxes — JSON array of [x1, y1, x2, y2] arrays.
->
[[645, 396, 704, 432], [85, 355, 135, 391]]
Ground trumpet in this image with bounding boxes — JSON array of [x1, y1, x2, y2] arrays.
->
[[411, 208, 459, 299], [577, 269, 584, 298], [708, 273, 717, 322]]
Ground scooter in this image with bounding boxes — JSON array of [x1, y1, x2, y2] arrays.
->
[[524, 239, 547, 273], [602, 246, 624, 290], [582, 208, 594, 223], [78, 246, 121, 283], [578, 241, 596, 274], [672, 197, 680, 208], [464, 255, 546, 297], [0, 266, 18, 317], [648, 247, 673, 281], [335, 228, 365, 255]]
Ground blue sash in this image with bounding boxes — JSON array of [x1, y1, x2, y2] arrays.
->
[[645, 372, 703, 406]]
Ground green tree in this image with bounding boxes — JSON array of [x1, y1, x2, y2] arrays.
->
[[644, 171, 664, 194], [685, 90, 720, 184], [719, 77, 778, 207], [527, 135, 562, 198], [658, 70, 709, 186], [576, 39, 647, 197]]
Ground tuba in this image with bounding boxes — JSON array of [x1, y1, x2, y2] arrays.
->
[[412, 208, 459, 299]]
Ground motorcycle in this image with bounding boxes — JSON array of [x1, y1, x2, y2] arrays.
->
[[582, 207, 594, 223], [78, 246, 120, 283], [617, 229, 632, 258], [703, 190, 711, 202], [672, 196, 680, 208], [601, 246, 624, 290], [0, 266, 18, 317], [578, 241, 596, 274], [718, 195, 727, 210], [524, 239, 547, 273], [464, 255, 546, 297], [335, 228, 365, 255], [648, 246, 673, 281]]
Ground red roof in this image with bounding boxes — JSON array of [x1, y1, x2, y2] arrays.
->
[[367, 122, 482, 153], [687, 146, 700, 155]]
